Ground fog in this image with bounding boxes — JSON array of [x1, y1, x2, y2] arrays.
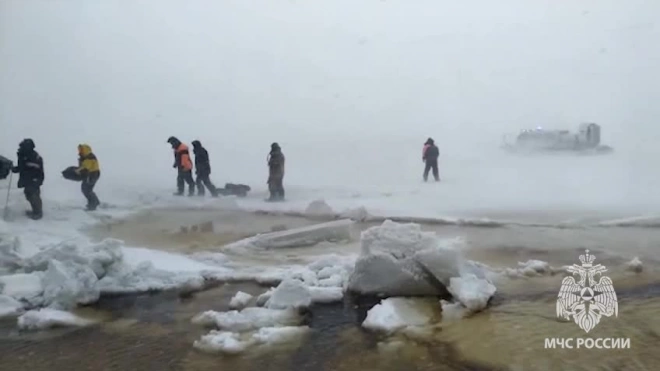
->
[[1, 0, 659, 214]]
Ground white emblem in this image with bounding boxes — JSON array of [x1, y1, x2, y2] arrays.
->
[[556, 249, 618, 333]]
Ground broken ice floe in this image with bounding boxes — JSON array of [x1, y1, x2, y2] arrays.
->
[[347, 220, 498, 316], [192, 253, 353, 354], [191, 306, 309, 354], [223, 219, 355, 251], [362, 297, 439, 335], [194, 326, 310, 355], [17, 308, 95, 331], [0, 234, 229, 329], [229, 291, 254, 310]]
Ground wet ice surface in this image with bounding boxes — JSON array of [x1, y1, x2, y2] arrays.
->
[[3, 208, 660, 370]]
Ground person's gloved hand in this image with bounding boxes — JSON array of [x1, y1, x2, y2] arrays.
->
[[172, 164, 177, 168]]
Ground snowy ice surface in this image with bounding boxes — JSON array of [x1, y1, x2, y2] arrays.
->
[[229, 291, 254, 310], [17, 308, 95, 331], [362, 297, 437, 334]]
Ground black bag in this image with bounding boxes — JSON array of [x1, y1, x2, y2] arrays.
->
[[62, 166, 83, 182], [0, 155, 12, 180], [218, 183, 251, 197]]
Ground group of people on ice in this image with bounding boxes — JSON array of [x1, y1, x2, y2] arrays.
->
[[165, 137, 285, 201], [1, 135, 440, 221], [0, 138, 287, 220]]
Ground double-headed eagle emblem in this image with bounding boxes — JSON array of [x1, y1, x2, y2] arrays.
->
[[556, 249, 618, 333]]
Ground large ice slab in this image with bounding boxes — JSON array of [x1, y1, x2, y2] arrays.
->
[[347, 220, 463, 297], [227, 219, 355, 250]]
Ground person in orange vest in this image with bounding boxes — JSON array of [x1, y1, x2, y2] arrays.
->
[[167, 136, 195, 196]]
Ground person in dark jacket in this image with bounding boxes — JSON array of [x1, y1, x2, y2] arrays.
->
[[267, 142, 285, 201], [422, 138, 440, 182], [75, 144, 101, 210], [12, 139, 44, 219], [191, 140, 218, 197], [167, 136, 195, 196]]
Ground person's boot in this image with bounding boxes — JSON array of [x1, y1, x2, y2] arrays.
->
[[27, 196, 43, 220]]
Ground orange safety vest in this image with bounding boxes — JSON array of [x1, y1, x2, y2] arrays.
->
[[176, 143, 193, 171]]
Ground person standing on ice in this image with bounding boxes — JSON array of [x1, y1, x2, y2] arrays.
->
[[12, 138, 44, 220], [191, 140, 218, 197], [267, 142, 285, 201], [422, 137, 440, 182], [75, 144, 101, 210], [167, 136, 195, 196]]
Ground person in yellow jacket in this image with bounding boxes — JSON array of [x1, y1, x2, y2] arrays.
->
[[75, 144, 101, 210]]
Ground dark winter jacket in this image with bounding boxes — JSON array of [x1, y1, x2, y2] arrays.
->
[[423, 145, 439, 162], [268, 150, 285, 179], [191, 140, 211, 175], [13, 148, 44, 188]]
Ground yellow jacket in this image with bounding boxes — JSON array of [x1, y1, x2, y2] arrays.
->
[[76, 144, 100, 174]]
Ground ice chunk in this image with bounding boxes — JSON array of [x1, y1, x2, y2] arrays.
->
[[191, 307, 302, 332], [348, 220, 467, 297], [41, 260, 100, 310], [517, 260, 551, 277], [349, 253, 436, 296], [193, 326, 310, 354], [229, 220, 354, 250], [23, 239, 123, 279], [307, 254, 355, 288], [229, 291, 253, 310], [440, 300, 469, 321], [194, 331, 252, 354], [0, 273, 44, 306], [266, 279, 312, 309], [361, 220, 438, 257], [307, 286, 343, 303], [97, 261, 205, 294], [256, 288, 274, 307], [17, 308, 95, 330], [339, 207, 371, 222], [447, 274, 496, 312], [0, 233, 22, 271], [251, 326, 309, 345], [304, 200, 335, 218], [0, 294, 24, 318], [362, 297, 436, 334], [625, 257, 643, 273]]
